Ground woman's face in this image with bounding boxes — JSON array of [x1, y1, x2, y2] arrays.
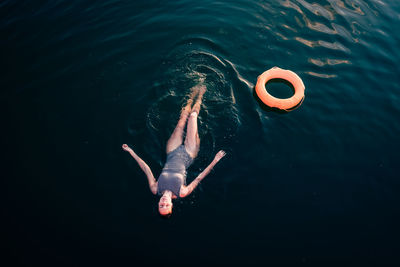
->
[[158, 195, 172, 215]]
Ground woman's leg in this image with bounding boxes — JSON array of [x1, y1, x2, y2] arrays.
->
[[166, 90, 198, 154], [184, 86, 206, 158]]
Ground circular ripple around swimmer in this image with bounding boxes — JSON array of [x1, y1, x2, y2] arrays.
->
[[146, 36, 242, 169]]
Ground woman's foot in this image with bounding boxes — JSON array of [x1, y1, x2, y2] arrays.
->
[[180, 98, 193, 118], [191, 85, 206, 114], [198, 85, 206, 97]]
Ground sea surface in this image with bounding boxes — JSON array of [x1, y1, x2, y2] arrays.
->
[[2, 0, 400, 266]]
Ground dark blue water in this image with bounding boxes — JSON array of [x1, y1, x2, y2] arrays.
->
[[3, 0, 400, 266]]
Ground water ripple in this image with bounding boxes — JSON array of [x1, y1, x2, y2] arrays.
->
[[143, 35, 248, 165]]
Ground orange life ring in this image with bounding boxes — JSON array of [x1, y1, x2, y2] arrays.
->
[[255, 67, 305, 111]]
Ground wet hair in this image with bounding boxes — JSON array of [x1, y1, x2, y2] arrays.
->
[[159, 211, 172, 219]]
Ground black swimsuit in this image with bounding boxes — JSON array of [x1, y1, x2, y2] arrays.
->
[[157, 145, 194, 197]]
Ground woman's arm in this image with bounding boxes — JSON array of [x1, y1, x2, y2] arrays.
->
[[122, 144, 157, 195], [180, 150, 226, 198]]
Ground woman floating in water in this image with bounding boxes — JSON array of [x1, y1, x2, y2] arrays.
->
[[122, 86, 226, 217]]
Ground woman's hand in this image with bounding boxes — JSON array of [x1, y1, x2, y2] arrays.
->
[[213, 150, 226, 162], [122, 144, 132, 152]]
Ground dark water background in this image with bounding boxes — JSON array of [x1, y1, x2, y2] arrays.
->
[[2, 0, 400, 266]]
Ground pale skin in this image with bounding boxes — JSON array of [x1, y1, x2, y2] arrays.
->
[[122, 86, 226, 215]]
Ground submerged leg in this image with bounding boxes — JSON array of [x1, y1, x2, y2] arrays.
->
[[184, 86, 206, 158], [166, 90, 199, 154]]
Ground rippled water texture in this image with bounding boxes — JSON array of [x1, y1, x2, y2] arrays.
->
[[2, 0, 400, 265]]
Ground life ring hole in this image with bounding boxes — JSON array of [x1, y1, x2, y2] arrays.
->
[[265, 78, 295, 99]]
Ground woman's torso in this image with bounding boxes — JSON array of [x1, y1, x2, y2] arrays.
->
[[157, 145, 194, 197]]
